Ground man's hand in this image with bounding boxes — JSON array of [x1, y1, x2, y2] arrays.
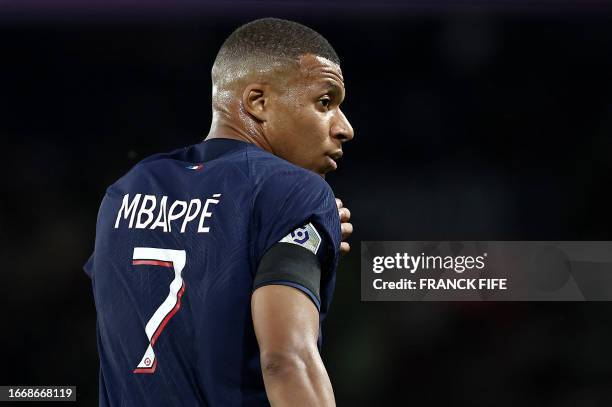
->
[[336, 198, 352, 256]]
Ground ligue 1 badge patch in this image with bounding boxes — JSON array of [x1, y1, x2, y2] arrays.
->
[[280, 223, 322, 255]]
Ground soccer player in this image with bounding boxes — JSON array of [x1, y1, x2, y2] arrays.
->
[[85, 17, 354, 406]]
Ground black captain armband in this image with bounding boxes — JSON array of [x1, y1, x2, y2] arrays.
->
[[254, 243, 322, 307], [254, 223, 323, 309]]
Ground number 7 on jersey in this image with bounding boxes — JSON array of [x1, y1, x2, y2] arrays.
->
[[132, 247, 187, 374]]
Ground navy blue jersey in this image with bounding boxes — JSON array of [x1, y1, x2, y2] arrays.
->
[[84, 138, 341, 406]]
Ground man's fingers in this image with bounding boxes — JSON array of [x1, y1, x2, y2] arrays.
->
[[339, 207, 351, 222], [340, 241, 350, 255], [341, 222, 353, 240], [337, 198, 352, 256]]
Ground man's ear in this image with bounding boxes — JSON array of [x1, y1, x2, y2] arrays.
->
[[242, 83, 270, 122]]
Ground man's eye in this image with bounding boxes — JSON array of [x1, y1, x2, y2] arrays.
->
[[319, 98, 331, 108]]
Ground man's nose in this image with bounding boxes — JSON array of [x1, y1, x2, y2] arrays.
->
[[331, 109, 354, 142]]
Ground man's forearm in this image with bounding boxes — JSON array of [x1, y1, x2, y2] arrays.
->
[[261, 349, 335, 407]]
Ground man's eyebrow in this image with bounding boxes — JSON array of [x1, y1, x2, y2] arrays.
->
[[320, 80, 345, 100]]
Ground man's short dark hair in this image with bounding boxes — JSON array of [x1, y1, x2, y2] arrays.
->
[[212, 18, 340, 87]]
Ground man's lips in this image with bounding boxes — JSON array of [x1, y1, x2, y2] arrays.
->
[[328, 150, 343, 161]]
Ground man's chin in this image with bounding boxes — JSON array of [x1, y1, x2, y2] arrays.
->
[[325, 155, 338, 171], [292, 157, 335, 177]]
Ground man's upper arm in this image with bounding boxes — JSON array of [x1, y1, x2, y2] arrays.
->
[[250, 167, 339, 404], [252, 284, 336, 407], [251, 284, 320, 365], [254, 225, 324, 310], [252, 169, 342, 310]]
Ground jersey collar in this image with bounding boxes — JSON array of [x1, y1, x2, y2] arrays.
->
[[196, 138, 250, 162]]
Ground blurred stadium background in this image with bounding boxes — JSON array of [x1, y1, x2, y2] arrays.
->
[[2, 1, 612, 405]]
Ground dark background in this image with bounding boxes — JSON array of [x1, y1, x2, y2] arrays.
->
[[3, 1, 612, 405]]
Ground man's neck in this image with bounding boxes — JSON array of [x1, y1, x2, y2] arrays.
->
[[205, 116, 274, 154], [206, 117, 326, 179]]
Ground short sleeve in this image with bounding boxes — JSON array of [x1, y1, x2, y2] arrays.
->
[[252, 169, 341, 276]]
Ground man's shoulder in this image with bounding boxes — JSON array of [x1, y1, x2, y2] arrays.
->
[[103, 147, 182, 196], [104, 140, 328, 198], [245, 145, 328, 192], [108, 141, 248, 191]]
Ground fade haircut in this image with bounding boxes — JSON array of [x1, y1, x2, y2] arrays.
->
[[211, 18, 340, 91]]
